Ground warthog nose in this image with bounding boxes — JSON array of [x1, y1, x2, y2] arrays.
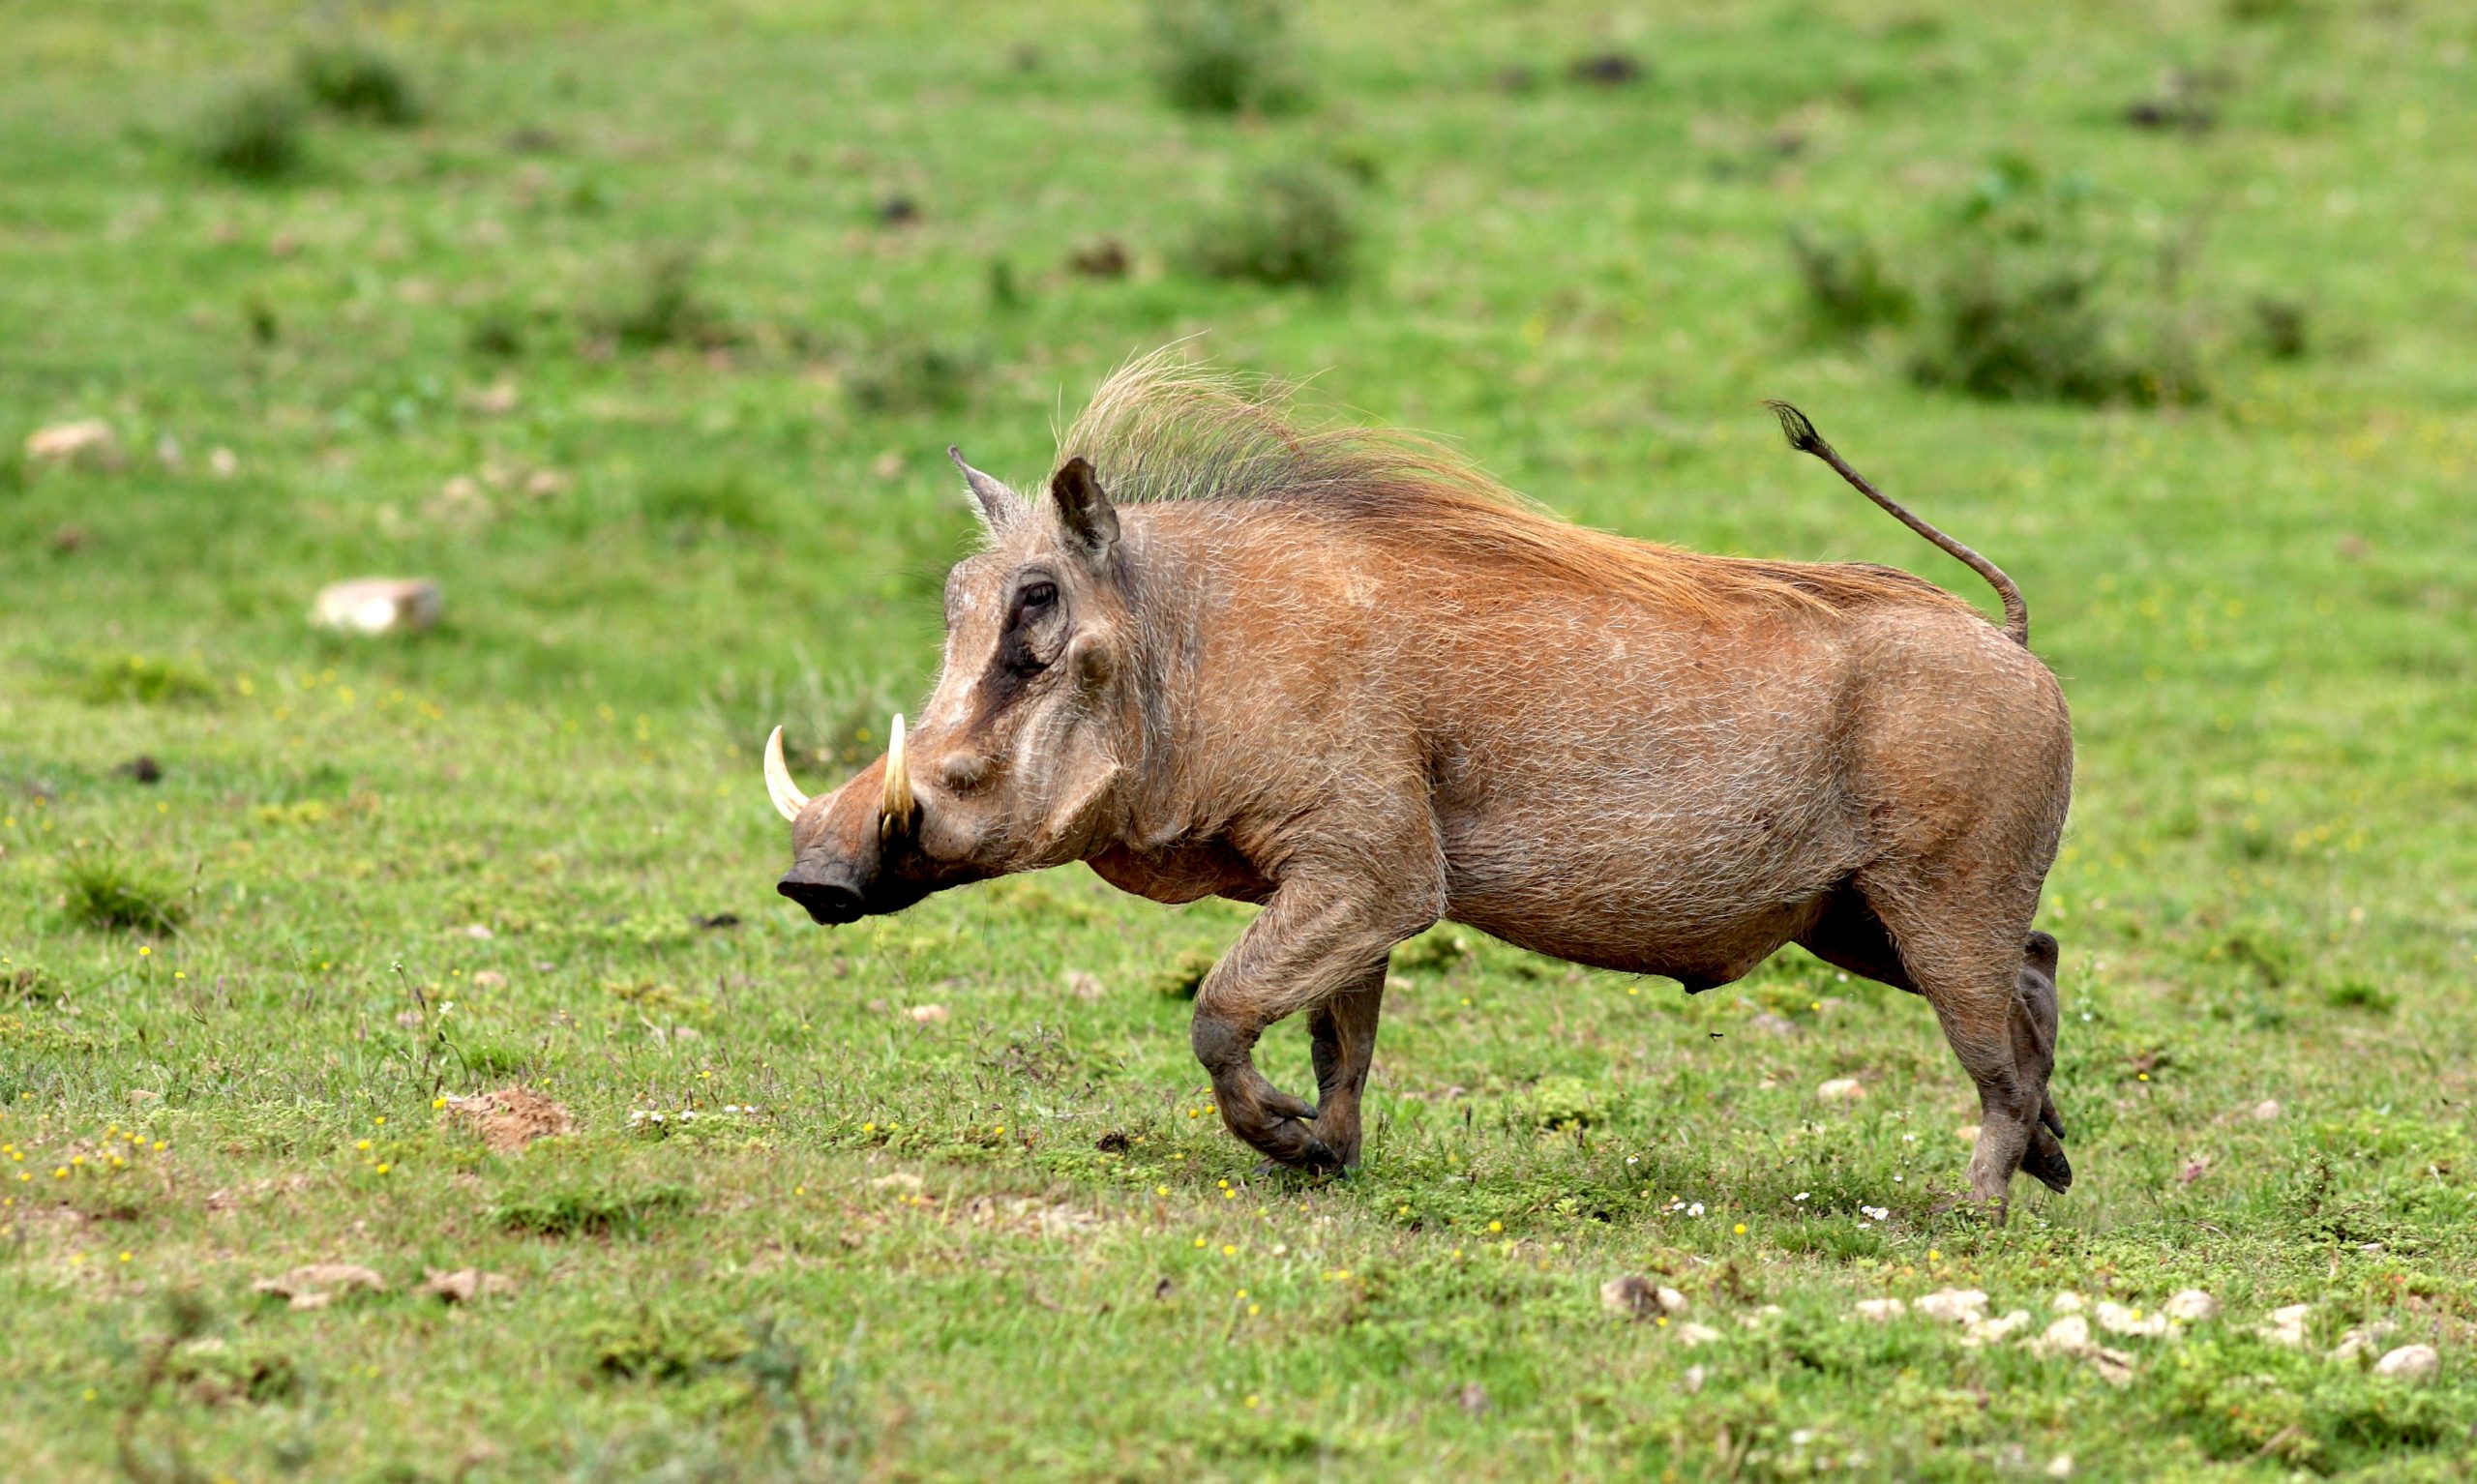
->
[[777, 870, 865, 926]]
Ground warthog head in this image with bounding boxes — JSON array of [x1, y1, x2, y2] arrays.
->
[[769, 450, 1136, 925]]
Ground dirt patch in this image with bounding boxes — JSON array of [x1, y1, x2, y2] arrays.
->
[[441, 1085, 574, 1152]]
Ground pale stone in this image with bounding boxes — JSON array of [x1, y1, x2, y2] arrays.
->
[[2096, 1301, 2168, 1338], [1915, 1288, 1990, 1324], [1854, 1297, 1905, 1321], [2373, 1344, 2438, 1381], [2161, 1290, 2219, 1322], [907, 1003, 950, 1024], [312, 578, 442, 635], [26, 418, 119, 467], [1817, 1078, 1865, 1103], [2251, 1099, 2283, 1121], [1674, 1321, 1722, 1347]]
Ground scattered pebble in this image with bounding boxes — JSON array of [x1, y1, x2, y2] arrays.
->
[[2373, 1344, 2439, 1382], [2096, 1301, 2168, 1338], [1914, 1288, 1990, 1324], [908, 1003, 950, 1024], [2031, 1314, 2137, 1385], [1817, 1078, 1865, 1103], [1680, 1364, 1707, 1395], [421, 1267, 518, 1303], [472, 969, 508, 990], [1455, 1380, 1491, 1415], [26, 418, 120, 468], [1854, 1297, 1905, 1321], [1598, 1275, 1686, 1320], [2257, 1303, 2312, 1348], [313, 577, 442, 635], [1063, 970, 1105, 1000], [254, 1261, 386, 1309], [1962, 1310, 2032, 1347], [2046, 1456, 2074, 1479], [1674, 1321, 1722, 1347], [2051, 1291, 2086, 1313], [2162, 1290, 2220, 1322], [2251, 1098, 2283, 1121], [2331, 1321, 2399, 1362]]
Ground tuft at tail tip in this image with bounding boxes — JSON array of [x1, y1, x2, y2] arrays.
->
[[1762, 399, 1825, 455]]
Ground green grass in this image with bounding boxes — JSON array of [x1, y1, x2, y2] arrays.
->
[[3, 1, 2474, 1480]]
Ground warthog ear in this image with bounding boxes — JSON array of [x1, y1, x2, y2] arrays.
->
[[948, 447, 1025, 536], [1048, 456, 1119, 561]]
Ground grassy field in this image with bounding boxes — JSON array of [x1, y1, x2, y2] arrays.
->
[[4, 0, 2475, 1479]]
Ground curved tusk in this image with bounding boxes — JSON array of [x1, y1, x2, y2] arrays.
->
[[763, 725, 810, 823], [879, 712, 915, 838]]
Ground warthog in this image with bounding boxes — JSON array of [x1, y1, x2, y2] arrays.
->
[[769, 357, 2074, 1212]]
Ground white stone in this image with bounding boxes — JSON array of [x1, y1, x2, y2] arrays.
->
[[1854, 1297, 1905, 1321], [2251, 1098, 2282, 1121], [312, 578, 441, 635], [1961, 1310, 2032, 1347], [2051, 1291, 2085, 1313], [1915, 1288, 1991, 1324], [2373, 1344, 2438, 1381], [1675, 1322, 1722, 1347], [2045, 1455, 2074, 1478], [2161, 1290, 2219, 1322], [2096, 1301, 2168, 1338], [1817, 1078, 1865, 1103], [26, 418, 119, 466]]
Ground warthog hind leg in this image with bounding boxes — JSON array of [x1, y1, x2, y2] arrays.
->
[[1303, 965, 1387, 1169]]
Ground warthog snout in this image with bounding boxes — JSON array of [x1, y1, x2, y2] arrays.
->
[[776, 863, 867, 925]]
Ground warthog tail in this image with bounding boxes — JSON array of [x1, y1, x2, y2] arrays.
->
[[1763, 401, 2031, 647]]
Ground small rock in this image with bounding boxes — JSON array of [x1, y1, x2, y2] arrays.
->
[[2161, 1290, 2220, 1322], [1455, 1380, 1491, 1415], [1816, 1078, 1865, 1103], [471, 970, 508, 990], [463, 923, 495, 939], [878, 194, 920, 224], [312, 578, 442, 636], [2039, 1314, 2093, 1350], [907, 1003, 950, 1024], [1915, 1288, 1990, 1324], [207, 446, 239, 477], [1063, 969, 1105, 1001], [2251, 1098, 2283, 1121], [871, 1172, 925, 1192], [1599, 1274, 1659, 1320], [2331, 1321, 2399, 1363], [1854, 1297, 1906, 1321], [1961, 1310, 2032, 1347], [1956, 1123, 1981, 1142], [2096, 1301, 2168, 1338], [2046, 1455, 2074, 1479], [2257, 1303, 2312, 1348], [115, 755, 164, 785], [2051, 1291, 2086, 1313], [1680, 1363, 1707, 1394], [254, 1261, 387, 1309], [421, 1267, 517, 1303], [1068, 238, 1130, 279], [1749, 1012, 1799, 1039], [2373, 1344, 2439, 1382], [1674, 1321, 1722, 1347], [26, 418, 121, 469], [1569, 52, 1644, 86]]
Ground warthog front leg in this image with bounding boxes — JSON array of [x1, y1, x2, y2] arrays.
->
[[1189, 867, 1436, 1173]]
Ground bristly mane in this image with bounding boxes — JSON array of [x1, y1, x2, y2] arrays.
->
[[1054, 350, 1978, 625]]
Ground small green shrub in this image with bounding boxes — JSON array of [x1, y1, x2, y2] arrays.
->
[[1149, 948, 1218, 1000], [1788, 226, 1913, 338], [77, 653, 219, 706], [295, 43, 423, 126], [1532, 1075, 1597, 1131], [1148, 0, 1309, 116], [63, 853, 189, 935], [2323, 977, 2397, 1014], [583, 1305, 751, 1382], [193, 83, 306, 181], [1190, 162, 1358, 289], [493, 1181, 693, 1237], [847, 339, 983, 415], [597, 250, 727, 351]]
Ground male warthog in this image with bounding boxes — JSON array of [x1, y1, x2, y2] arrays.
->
[[769, 357, 2074, 1212]]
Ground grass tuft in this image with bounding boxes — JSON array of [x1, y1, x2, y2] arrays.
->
[[1189, 162, 1358, 288], [295, 42, 424, 127], [192, 82, 306, 181], [62, 852, 188, 935], [1147, 0, 1310, 115]]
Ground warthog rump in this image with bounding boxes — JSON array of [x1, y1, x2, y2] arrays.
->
[[770, 354, 2074, 1213]]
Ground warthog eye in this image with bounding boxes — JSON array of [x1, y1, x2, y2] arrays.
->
[[1014, 581, 1057, 618]]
